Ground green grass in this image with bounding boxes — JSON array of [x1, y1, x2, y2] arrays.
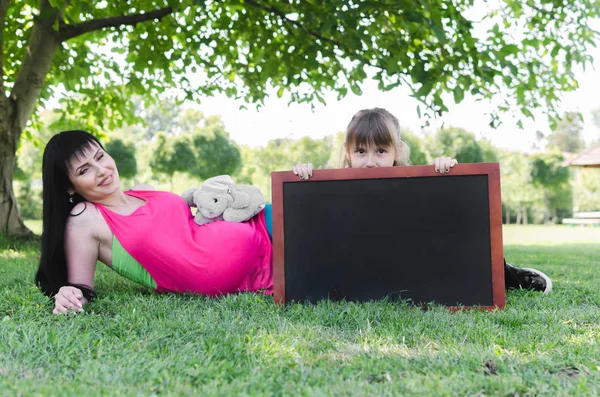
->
[[1, 224, 599, 396]]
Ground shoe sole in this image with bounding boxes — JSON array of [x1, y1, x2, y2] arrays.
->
[[521, 268, 553, 294]]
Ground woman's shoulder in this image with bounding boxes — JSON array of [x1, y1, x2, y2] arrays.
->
[[65, 202, 112, 245], [67, 202, 103, 228]]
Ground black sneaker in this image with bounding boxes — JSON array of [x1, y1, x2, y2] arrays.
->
[[504, 261, 553, 294]]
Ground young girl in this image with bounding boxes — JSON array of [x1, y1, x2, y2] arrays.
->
[[292, 108, 552, 294]]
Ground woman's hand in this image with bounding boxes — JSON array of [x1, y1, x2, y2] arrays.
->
[[292, 163, 321, 180], [53, 286, 86, 315], [434, 157, 458, 174]]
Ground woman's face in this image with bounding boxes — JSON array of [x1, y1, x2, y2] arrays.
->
[[67, 143, 120, 202], [347, 143, 396, 168]]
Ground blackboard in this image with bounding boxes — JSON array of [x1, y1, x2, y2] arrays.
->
[[271, 163, 505, 310]]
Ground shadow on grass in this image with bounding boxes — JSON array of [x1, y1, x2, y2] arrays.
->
[[0, 232, 40, 252]]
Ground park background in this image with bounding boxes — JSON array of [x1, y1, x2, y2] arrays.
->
[[9, 13, 600, 227], [13, 94, 600, 226], [2, 1, 600, 396]]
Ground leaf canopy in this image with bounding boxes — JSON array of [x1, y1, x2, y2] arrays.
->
[[3, 0, 599, 132]]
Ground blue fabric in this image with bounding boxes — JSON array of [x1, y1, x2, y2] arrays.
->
[[264, 204, 272, 240]]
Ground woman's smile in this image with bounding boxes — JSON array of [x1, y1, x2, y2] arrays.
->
[[98, 173, 114, 187]]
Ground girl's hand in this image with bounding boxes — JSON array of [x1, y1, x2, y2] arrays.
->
[[434, 157, 458, 174], [292, 163, 321, 180], [53, 286, 86, 315]]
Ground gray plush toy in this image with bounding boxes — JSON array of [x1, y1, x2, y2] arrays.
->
[[181, 175, 265, 226]]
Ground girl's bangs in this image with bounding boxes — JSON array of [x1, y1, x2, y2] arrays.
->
[[348, 117, 395, 149]]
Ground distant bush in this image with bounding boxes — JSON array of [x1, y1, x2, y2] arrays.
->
[[15, 181, 43, 220]]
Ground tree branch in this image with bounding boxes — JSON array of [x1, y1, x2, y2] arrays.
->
[[244, 0, 344, 51], [10, 0, 60, 133], [243, 1, 397, 76], [0, 0, 10, 99], [243, 0, 423, 109], [58, 6, 173, 42]]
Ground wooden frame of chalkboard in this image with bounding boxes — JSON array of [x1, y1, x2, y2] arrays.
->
[[271, 163, 505, 310]]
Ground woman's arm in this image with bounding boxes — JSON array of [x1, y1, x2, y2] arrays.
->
[[53, 204, 100, 314]]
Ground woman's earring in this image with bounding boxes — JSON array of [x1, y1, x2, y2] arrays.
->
[[69, 194, 74, 204]]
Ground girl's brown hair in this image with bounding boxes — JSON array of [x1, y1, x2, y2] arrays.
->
[[341, 108, 411, 167]]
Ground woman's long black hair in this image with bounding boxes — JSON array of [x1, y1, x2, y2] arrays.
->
[[36, 130, 103, 298]]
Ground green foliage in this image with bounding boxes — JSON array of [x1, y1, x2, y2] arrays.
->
[[426, 127, 497, 164], [105, 139, 137, 180], [4, 0, 599, 135], [234, 145, 258, 186], [14, 182, 43, 220], [149, 129, 241, 184], [498, 150, 542, 224], [545, 112, 586, 153], [572, 168, 600, 212], [13, 161, 27, 182], [233, 135, 337, 200], [190, 116, 241, 179], [4, 0, 600, 235], [401, 131, 428, 165], [149, 134, 197, 182], [3, 223, 600, 395], [530, 152, 570, 190], [529, 151, 571, 223], [479, 139, 499, 163]]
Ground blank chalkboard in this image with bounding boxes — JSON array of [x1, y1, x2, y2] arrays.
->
[[271, 164, 505, 310]]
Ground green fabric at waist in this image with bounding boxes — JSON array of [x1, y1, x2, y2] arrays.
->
[[112, 235, 157, 289]]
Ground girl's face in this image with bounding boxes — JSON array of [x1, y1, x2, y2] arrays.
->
[[66, 143, 120, 201], [347, 143, 396, 168]]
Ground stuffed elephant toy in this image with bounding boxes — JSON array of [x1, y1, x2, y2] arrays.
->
[[224, 184, 265, 223], [181, 175, 265, 226]]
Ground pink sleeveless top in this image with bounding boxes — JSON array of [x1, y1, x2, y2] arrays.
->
[[96, 190, 273, 295]]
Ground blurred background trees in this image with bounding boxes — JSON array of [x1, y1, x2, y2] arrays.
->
[[16, 101, 600, 225]]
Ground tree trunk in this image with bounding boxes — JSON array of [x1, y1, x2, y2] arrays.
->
[[516, 206, 522, 225], [0, 1, 60, 236], [523, 207, 528, 225], [505, 208, 510, 225], [543, 192, 550, 224], [0, 117, 31, 237]]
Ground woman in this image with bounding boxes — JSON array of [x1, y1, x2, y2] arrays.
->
[[36, 130, 273, 314]]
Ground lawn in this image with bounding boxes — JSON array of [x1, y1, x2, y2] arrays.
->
[[0, 224, 598, 396]]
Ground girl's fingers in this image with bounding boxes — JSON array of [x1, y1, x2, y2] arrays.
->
[[297, 163, 314, 179], [445, 157, 452, 172], [451, 159, 458, 167], [435, 157, 442, 173], [293, 164, 306, 179], [300, 164, 307, 179]]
